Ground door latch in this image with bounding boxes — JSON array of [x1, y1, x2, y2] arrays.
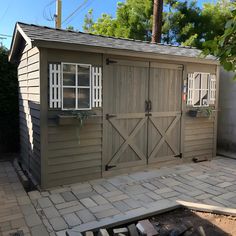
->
[[145, 100, 149, 112], [106, 114, 117, 120], [148, 100, 152, 112]]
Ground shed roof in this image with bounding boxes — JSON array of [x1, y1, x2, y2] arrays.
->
[[9, 22, 218, 64]]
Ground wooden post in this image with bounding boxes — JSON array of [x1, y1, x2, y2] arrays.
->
[[55, 0, 62, 29], [151, 0, 163, 43]]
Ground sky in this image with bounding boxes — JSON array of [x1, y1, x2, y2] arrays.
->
[[0, 0, 216, 49]]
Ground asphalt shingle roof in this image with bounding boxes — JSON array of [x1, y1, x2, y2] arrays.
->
[[17, 22, 216, 61]]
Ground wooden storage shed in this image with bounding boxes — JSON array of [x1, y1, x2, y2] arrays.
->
[[9, 22, 220, 188]]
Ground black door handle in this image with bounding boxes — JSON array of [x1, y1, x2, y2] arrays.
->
[[148, 100, 152, 112], [145, 100, 149, 112]]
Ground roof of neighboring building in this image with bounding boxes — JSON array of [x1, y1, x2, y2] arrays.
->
[[9, 22, 218, 63]]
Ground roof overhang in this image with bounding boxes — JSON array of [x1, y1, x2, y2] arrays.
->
[[32, 39, 220, 66], [9, 23, 32, 63]]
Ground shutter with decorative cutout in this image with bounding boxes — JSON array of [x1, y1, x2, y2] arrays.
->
[[92, 66, 102, 107], [209, 74, 216, 105], [49, 64, 61, 109], [187, 73, 194, 106]]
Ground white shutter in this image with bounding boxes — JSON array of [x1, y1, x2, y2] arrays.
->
[[209, 74, 216, 104], [92, 66, 102, 107], [187, 73, 194, 106], [49, 63, 61, 109]]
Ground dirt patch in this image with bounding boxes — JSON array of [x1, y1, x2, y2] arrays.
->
[[151, 208, 236, 236]]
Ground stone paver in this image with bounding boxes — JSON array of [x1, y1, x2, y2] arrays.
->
[[49, 217, 67, 231], [32, 157, 236, 233], [0, 161, 49, 236], [25, 213, 42, 227], [43, 206, 60, 219], [76, 209, 96, 223], [63, 213, 81, 227], [2, 157, 236, 235]]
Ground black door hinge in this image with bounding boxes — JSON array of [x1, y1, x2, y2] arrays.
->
[[106, 114, 117, 120], [106, 58, 117, 65], [105, 164, 116, 171], [174, 153, 182, 158]]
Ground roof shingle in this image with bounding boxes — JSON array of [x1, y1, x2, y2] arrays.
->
[[17, 22, 216, 61]]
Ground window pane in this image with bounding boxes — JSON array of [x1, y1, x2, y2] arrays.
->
[[63, 88, 75, 109], [78, 65, 90, 86], [194, 73, 201, 90], [193, 90, 201, 106], [78, 88, 90, 108], [63, 64, 76, 86], [201, 90, 209, 106], [201, 74, 208, 90]]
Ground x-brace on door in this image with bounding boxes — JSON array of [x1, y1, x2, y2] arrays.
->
[[103, 59, 183, 172]]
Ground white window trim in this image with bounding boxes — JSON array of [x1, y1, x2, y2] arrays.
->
[[49, 63, 61, 109], [61, 62, 92, 111], [188, 72, 213, 108], [92, 66, 102, 108], [193, 72, 210, 108]]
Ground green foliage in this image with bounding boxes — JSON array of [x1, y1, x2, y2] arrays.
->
[[162, 0, 232, 48], [82, 0, 235, 74], [203, 3, 236, 77], [82, 0, 232, 49], [71, 110, 95, 127], [0, 47, 19, 153], [66, 25, 75, 30], [83, 0, 153, 40]]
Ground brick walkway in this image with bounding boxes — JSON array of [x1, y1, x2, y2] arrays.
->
[[1, 157, 236, 236], [27, 157, 236, 236], [0, 162, 49, 236]]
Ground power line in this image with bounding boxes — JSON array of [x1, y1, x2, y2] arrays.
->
[[0, 34, 12, 38], [64, 0, 94, 26], [62, 0, 89, 25], [0, 0, 13, 23], [43, 0, 57, 21]]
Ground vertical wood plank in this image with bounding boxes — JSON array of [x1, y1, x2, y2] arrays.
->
[[40, 48, 49, 188], [213, 65, 220, 158]]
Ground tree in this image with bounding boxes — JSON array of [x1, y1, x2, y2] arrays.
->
[[203, 3, 236, 77], [152, 0, 164, 43], [0, 46, 19, 153], [82, 0, 232, 48], [83, 0, 153, 41], [162, 0, 232, 48]]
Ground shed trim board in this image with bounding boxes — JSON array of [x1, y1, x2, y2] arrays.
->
[[9, 22, 219, 188], [30, 40, 219, 66]]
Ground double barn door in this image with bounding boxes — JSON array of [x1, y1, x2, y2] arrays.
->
[[103, 59, 183, 172]]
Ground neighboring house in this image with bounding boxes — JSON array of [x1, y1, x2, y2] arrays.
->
[[9, 22, 220, 188], [218, 69, 236, 153]]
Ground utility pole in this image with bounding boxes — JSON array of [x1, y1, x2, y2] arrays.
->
[[55, 0, 62, 28], [152, 0, 163, 43]]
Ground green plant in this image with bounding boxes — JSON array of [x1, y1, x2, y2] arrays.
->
[[200, 107, 214, 117], [71, 110, 96, 127], [188, 107, 214, 118], [0, 46, 19, 153]]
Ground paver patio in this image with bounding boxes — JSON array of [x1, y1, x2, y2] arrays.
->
[[0, 162, 48, 236], [1, 157, 236, 236]]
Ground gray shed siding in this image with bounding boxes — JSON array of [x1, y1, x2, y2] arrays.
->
[[18, 43, 41, 184], [184, 118, 215, 160], [39, 49, 218, 188], [183, 63, 218, 161], [42, 49, 103, 187]]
